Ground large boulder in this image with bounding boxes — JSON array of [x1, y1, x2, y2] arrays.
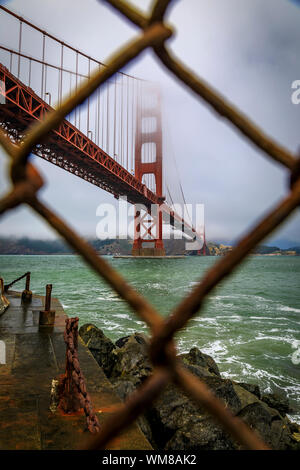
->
[[112, 378, 154, 446], [261, 392, 291, 416], [110, 333, 152, 384], [236, 382, 261, 399], [237, 402, 300, 450], [79, 323, 116, 377], [147, 376, 242, 449], [165, 418, 235, 450], [180, 347, 221, 377]]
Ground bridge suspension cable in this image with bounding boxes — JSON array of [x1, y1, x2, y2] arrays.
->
[[0, 5, 145, 176], [0, 5, 197, 242], [163, 114, 194, 229]]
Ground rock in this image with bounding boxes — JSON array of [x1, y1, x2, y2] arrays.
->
[[147, 376, 242, 449], [115, 336, 131, 348], [232, 383, 260, 410], [183, 363, 213, 380], [261, 392, 291, 416], [110, 333, 152, 384], [115, 333, 148, 349], [111, 378, 154, 446], [237, 402, 300, 450], [180, 347, 221, 377], [237, 402, 274, 448], [203, 376, 242, 414], [79, 325, 299, 450], [289, 421, 300, 434], [146, 384, 200, 448], [79, 323, 116, 377], [236, 382, 261, 399], [165, 418, 236, 450]]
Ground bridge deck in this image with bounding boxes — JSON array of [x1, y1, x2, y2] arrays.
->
[[0, 291, 152, 450]]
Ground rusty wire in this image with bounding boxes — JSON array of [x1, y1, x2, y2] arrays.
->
[[0, 0, 299, 451]]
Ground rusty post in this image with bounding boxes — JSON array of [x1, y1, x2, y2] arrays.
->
[[39, 283, 55, 326], [21, 271, 32, 303]]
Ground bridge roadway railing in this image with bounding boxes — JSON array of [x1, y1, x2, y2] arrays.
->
[[1, 0, 300, 450]]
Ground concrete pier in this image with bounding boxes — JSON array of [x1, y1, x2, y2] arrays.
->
[[0, 290, 152, 450]]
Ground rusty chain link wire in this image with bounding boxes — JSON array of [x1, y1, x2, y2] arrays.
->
[[59, 317, 101, 434], [1, 0, 299, 450]]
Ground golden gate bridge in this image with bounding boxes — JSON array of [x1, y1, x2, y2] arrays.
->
[[0, 5, 206, 256]]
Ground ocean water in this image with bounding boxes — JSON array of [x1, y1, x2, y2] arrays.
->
[[1, 254, 299, 422]]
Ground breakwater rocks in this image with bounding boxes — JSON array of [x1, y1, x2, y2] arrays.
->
[[79, 324, 300, 450]]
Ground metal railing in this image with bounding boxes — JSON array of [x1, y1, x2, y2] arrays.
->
[[1, 0, 300, 450], [4, 271, 30, 292]]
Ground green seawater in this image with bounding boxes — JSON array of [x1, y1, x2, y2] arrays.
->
[[1, 254, 299, 422]]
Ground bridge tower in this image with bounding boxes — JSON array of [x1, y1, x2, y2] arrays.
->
[[197, 226, 208, 256], [132, 86, 165, 257]]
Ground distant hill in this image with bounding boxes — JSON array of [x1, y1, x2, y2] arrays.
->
[[253, 245, 281, 255], [0, 237, 299, 256], [252, 245, 300, 255], [0, 237, 188, 256]]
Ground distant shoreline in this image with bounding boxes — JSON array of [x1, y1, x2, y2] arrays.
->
[[0, 253, 299, 257], [0, 237, 299, 256]]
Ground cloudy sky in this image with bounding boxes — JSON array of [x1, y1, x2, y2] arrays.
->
[[0, 0, 300, 247]]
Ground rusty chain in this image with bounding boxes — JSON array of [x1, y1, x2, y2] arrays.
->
[[1, 0, 299, 450], [59, 317, 100, 434]]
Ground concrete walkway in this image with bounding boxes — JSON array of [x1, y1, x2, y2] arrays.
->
[[0, 291, 152, 450]]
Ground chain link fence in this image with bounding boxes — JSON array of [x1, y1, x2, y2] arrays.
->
[[1, 0, 300, 450]]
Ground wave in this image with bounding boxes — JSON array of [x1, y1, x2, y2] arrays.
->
[[201, 340, 228, 357], [212, 294, 299, 315], [279, 305, 300, 313], [113, 313, 130, 319]]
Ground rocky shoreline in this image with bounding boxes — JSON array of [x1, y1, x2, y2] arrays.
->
[[79, 324, 300, 450]]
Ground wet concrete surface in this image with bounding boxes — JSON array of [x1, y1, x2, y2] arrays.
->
[[0, 291, 152, 450]]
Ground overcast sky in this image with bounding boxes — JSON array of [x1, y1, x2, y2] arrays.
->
[[0, 0, 300, 247]]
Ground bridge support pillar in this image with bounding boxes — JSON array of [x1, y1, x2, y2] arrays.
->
[[132, 206, 165, 256], [197, 227, 208, 256], [132, 85, 165, 257]]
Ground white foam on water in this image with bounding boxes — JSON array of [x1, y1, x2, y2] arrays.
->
[[249, 316, 289, 321], [105, 324, 123, 331], [213, 294, 273, 303], [188, 281, 199, 287], [212, 294, 299, 317], [279, 305, 300, 313], [201, 340, 228, 358], [192, 317, 219, 324], [114, 313, 131, 320], [255, 333, 298, 345], [97, 293, 123, 302], [286, 413, 300, 425]]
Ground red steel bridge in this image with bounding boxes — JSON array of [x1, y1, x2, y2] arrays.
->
[[0, 6, 206, 256]]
